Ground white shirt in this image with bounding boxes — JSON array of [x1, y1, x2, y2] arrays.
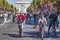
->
[[58, 15, 60, 22], [38, 17, 47, 26]]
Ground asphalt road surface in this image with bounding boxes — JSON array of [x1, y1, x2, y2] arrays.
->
[[0, 21, 60, 40]]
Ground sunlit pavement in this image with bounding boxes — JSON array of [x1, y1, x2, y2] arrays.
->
[[0, 20, 60, 40]]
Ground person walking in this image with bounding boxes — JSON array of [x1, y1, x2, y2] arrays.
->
[[33, 10, 39, 28], [38, 14, 47, 38], [3, 12, 8, 23], [48, 11, 58, 36], [12, 12, 16, 23], [26, 12, 31, 21]]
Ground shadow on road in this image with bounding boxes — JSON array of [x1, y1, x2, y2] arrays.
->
[[45, 32, 60, 38], [24, 31, 41, 38], [3, 33, 22, 38], [24, 31, 60, 38], [3, 31, 60, 38]]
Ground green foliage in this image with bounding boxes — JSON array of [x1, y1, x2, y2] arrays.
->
[[0, 0, 18, 14], [6, 1, 11, 10], [27, 0, 57, 11], [0, 0, 3, 8]]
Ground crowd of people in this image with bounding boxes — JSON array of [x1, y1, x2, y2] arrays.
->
[[25, 8, 60, 37], [0, 8, 60, 37], [0, 11, 14, 23]]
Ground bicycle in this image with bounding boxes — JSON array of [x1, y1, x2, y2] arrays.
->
[[17, 18, 23, 37], [18, 23, 23, 37]]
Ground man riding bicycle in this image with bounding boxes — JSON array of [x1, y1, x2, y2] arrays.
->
[[16, 12, 25, 36]]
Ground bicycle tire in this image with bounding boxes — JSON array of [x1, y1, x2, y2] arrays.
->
[[19, 25, 22, 37]]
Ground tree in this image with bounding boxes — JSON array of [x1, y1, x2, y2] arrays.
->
[[27, 0, 57, 12], [0, 0, 3, 7], [6, 1, 11, 10], [0, 0, 18, 14], [2, 0, 6, 10]]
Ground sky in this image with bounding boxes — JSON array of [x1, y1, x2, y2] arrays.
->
[[6, 0, 32, 7], [6, 0, 16, 7], [6, 0, 32, 12]]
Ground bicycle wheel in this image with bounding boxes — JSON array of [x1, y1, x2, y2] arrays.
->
[[19, 25, 22, 37], [41, 29, 44, 40]]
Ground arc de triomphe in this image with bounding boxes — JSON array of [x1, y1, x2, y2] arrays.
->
[[16, 0, 30, 13]]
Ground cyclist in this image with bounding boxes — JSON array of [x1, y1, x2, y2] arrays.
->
[[16, 12, 25, 36]]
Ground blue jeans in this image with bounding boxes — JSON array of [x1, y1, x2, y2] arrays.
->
[[48, 22, 56, 35]]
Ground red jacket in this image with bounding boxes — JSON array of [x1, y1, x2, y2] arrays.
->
[[16, 15, 25, 22]]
